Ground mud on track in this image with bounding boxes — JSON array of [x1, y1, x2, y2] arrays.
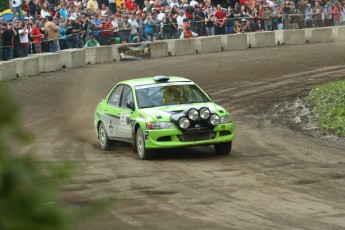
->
[[11, 42, 345, 229]]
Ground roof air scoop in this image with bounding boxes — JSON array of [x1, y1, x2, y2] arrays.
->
[[153, 76, 170, 82]]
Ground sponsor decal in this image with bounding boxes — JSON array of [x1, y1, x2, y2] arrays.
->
[[118, 43, 151, 60]]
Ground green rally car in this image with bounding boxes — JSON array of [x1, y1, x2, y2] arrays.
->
[[94, 76, 235, 160]]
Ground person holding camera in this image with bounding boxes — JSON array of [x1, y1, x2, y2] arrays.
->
[[19, 21, 31, 57], [9, 0, 24, 22], [2, 22, 17, 61], [162, 9, 172, 39]]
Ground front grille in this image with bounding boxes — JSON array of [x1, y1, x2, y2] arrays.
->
[[179, 131, 212, 142], [157, 136, 172, 142]]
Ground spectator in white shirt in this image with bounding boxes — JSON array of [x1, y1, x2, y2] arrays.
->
[[19, 22, 30, 57]]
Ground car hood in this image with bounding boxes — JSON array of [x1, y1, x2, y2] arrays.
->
[[139, 102, 221, 121]]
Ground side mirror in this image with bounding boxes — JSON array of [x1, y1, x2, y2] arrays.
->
[[127, 100, 135, 111]]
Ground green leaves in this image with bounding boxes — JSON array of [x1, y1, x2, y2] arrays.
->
[[307, 80, 345, 136], [0, 86, 73, 230]]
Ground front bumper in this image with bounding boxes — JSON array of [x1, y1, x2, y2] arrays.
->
[[144, 122, 234, 149]]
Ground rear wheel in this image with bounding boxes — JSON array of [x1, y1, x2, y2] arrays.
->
[[136, 127, 154, 160], [99, 122, 110, 150], [214, 142, 232, 155]]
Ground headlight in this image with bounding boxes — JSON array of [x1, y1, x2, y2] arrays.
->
[[210, 114, 220, 126], [199, 107, 210, 119], [187, 109, 199, 121], [178, 117, 190, 129], [146, 122, 175, 130], [220, 115, 231, 124]]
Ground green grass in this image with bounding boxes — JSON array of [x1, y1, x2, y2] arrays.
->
[[306, 79, 345, 136]]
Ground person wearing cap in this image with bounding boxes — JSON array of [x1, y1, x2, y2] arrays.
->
[[239, 18, 250, 32], [180, 25, 198, 38]]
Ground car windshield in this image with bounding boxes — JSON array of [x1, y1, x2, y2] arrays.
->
[[135, 83, 211, 109]]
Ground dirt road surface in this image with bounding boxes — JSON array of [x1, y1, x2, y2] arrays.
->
[[11, 42, 345, 229]]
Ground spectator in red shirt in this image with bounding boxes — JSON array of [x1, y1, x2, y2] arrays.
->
[[30, 21, 44, 53], [101, 17, 114, 45], [215, 4, 226, 35]]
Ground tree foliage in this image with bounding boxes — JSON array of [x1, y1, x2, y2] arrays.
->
[[0, 86, 73, 230]]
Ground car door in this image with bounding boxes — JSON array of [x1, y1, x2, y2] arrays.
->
[[101, 84, 124, 138], [116, 85, 134, 140]]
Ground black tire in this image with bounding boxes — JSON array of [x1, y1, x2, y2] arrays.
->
[[136, 127, 154, 160], [214, 142, 232, 155], [98, 122, 111, 151]]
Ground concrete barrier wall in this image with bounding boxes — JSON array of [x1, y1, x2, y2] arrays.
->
[[305, 27, 333, 43], [1, 27, 345, 82], [30, 53, 62, 73], [149, 41, 169, 58], [14, 56, 39, 77], [250, 31, 276, 48], [0, 61, 17, 81], [332, 26, 345, 42], [195, 36, 222, 54], [166, 39, 197, 56], [221, 34, 248, 51], [59, 49, 86, 68], [283, 29, 306, 45]]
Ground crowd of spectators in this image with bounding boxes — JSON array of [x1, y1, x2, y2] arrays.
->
[[1, 0, 345, 61]]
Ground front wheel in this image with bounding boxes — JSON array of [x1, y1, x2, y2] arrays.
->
[[99, 122, 111, 150], [214, 142, 232, 155], [136, 127, 154, 160]]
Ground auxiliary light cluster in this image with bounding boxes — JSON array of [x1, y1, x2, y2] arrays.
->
[[178, 107, 220, 129]]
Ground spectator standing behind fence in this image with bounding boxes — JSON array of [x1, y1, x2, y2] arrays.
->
[[262, 6, 273, 31], [323, 0, 333, 27], [162, 10, 172, 39], [205, 10, 216, 35], [90, 14, 102, 42], [176, 9, 186, 37], [332, 2, 342, 26], [2, 22, 17, 61], [215, 4, 226, 35], [119, 15, 132, 43], [193, 5, 206, 36], [313, 1, 323, 27], [30, 21, 43, 53], [13, 18, 21, 58], [304, 3, 313, 28], [19, 22, 30, 57], [44, 16, 60, 52], [144, 15, 154, 41]]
